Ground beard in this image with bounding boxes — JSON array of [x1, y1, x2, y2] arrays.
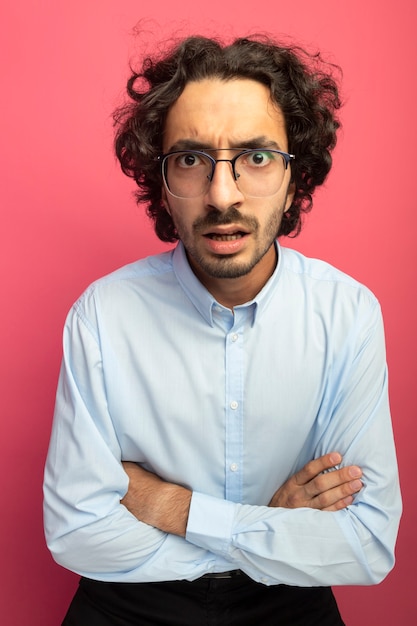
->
[[187, 242, 273, 279], [175, 204, 285, 280]]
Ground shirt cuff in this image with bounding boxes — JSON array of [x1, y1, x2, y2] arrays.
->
[[185, 491, 236, 555]]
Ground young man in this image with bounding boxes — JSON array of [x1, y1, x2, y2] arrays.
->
[[44, 35, 401, 625]]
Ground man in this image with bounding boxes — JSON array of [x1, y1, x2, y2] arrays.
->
[[44, 35, 401, 625]]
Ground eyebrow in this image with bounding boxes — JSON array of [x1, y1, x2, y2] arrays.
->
[[165, 137, 284, 153]]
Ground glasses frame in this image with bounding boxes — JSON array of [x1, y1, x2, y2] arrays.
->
[[157, 148, 295, 199]]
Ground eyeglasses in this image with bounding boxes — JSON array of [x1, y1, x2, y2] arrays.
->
[[158, 149, 295, 199]]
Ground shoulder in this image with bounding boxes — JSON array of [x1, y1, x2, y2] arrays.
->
[[71, 249, 176, 317], [278, 246, 381, 324], [87, 249, 173, 290], [92, 249, 174, 287], [276, 247, 385, 359], [280, 246, 376, 296]]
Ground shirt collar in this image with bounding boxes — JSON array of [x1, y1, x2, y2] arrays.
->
[[172, 240, 284, 327]]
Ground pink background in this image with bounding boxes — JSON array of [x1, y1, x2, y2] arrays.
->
[[1, 1, 416, 624]]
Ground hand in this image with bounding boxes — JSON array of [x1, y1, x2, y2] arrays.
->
[[269, 453, 363, 511], [121, 462, 191, 537]]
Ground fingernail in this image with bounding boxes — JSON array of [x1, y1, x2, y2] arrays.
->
[[349, 466, 362, 478], [350, 479, 363, 491], [329, 453, 342, 465]]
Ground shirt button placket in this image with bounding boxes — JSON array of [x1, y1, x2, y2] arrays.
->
[[224, 326, 244, 503]]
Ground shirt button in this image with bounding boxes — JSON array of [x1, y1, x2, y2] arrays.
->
[[230, 463, 238, 472], [260, 577, 269, 584], [230, 401, 238, 410], [231, 333, 239, 342]]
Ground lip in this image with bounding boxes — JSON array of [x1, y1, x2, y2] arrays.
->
[[201, 224, 250, 237], [201, 228, 250, 255]]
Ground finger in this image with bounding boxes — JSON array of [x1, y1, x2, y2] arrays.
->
[[309, 465, 362, 497], [322, 495, 355, 512], [313, 478, 363, 510], [294, 452, 342, 486]]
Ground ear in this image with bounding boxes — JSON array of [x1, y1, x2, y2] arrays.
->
[[284, 182, 296, 212]]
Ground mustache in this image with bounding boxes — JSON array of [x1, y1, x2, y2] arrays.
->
[[193, 207, 259, 232]]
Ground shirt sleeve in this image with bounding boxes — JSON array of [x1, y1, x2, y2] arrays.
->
[[43, 298, 230, 582], [186, 299, 402, 586]]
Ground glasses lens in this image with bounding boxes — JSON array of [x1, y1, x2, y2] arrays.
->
[[162, 149, 289, 198], [235, 150, 286, 198], [163, 152, 212, 198]]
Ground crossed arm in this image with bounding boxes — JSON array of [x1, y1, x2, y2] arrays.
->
[[44, 295, 400, 584], [121, 452, 363, 537]]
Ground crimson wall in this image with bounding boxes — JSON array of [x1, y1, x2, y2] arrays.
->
[[1, 1, 415, 623]]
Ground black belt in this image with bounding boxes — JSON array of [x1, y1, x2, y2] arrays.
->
[[201, 570, 243, 579]]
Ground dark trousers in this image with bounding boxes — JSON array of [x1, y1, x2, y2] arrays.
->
[[62, 574, 345, 625]]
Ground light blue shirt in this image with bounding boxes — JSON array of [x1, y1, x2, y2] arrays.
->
[[43, 241, 401, 586]]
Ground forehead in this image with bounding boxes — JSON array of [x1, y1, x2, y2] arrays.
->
[[163, 78, 288, 151]]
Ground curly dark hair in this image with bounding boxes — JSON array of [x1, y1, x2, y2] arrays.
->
[[114, 35, 341, 241]]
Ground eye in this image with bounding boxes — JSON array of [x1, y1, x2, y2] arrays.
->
[[245, 151, 274, 168], [176, 152, 203, 168]]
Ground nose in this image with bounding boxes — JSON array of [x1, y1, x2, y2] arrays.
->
[[204, 160, 244, 211]]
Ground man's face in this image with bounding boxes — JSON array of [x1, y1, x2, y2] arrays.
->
[[162, 78, 294, 288]]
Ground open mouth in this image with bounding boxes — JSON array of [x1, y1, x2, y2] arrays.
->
[[205, 231, 247, 241]]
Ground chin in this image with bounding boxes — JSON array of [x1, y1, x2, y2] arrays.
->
[[199, 256, 257, 280]]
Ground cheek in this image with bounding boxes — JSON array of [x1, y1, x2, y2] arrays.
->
[[161, 189, 171, 215], [284, 182, 296, 211], [166, 206, 192, 238], [168, 198, 202, 230]]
